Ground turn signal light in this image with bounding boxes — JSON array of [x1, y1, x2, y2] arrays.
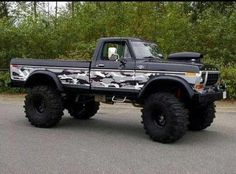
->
[[185, 72, 197, 77], [11, 64, 19, 67], [194, 84, 204, 91]]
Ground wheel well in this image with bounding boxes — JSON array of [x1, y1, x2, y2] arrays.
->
[[25, 74, 58, 89], [140, 80, 191, 103]]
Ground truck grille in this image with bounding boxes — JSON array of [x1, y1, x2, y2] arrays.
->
[[201, 72, 219, 86]]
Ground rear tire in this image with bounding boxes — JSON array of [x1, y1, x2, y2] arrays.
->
[[68, 101, 100, 120], [24, 86, 63, 128], [188, 102, 216, 131], [141, 92, 188, 143]]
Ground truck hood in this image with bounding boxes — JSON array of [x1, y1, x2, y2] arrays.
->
[[165, 52, 218, 71], [136, 57, 218, 73]]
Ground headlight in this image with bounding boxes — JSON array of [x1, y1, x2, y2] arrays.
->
[[195, 72, 203, 85], [194, 71, 204, 92]]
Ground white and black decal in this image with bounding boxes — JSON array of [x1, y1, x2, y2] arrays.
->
[[90, 70, 136, 89], [90, 69, 197, 90], [11, 65, 90, 87]]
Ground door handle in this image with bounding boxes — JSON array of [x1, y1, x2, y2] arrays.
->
[[96, 64, 104, 67]]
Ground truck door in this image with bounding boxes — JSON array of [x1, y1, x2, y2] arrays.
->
[[90, 40, 136, 92]]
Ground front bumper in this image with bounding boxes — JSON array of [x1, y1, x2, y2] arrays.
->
[[193, 84, 226, 103], [193, 90, 226, 103]]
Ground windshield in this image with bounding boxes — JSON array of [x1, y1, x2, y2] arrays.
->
[[131, 41, 163, 59]]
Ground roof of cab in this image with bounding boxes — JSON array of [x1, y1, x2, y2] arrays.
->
[[98, 37, 142, 41]]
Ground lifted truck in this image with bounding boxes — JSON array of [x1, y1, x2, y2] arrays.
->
[[10, 37, 226, 143]]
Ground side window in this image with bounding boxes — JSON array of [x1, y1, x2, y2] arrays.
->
[[123, 44, 131, 59], [101, 41, 131, 61]]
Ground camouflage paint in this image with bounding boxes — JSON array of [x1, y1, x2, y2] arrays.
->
[[10, 66, 90, 87], [11, 65, 214, 91]]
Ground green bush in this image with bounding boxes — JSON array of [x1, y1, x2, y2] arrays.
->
[[203, 58, 236, 100], [0, 71, 25, 93], [0, 71, 9, 87], [221, 66, 236, 99]]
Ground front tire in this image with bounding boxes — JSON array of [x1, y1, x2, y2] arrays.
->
[[24, 86, 64, 128], [141, 92, 188, 143], [188, 102, 216, 131]]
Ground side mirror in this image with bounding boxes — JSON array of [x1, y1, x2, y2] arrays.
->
[[110, 53, 120, 61], [119, 56, 126, 66]]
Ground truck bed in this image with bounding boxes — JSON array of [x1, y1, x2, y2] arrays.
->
[[10, 58, 91, 89]]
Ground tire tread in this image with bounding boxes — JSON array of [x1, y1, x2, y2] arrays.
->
[[24, 86, 63, 128], [141, 92, 188, 143]]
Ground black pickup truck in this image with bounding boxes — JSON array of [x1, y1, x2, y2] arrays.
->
[[10, 37, 226, 143]]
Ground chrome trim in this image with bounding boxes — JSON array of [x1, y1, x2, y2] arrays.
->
[[91, 69, 186, 75], [91, 69, 134, 72], [14, 65, 190, 75], [201, 70, 220, 74], [201, 70, 220, 86], [12, 65, 89, 70], [203, 71, 208, 86]]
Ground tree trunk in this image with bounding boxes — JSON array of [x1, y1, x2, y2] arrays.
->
[[33, 1, 37, 18], [71, 1, 74, 17], [47, 1, 50, 19], [55, 1, 58, 18], [0, 1, 8, 18]]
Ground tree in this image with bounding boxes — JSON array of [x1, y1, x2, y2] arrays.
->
[[0, 1, 9, 18], [55, 1, 58, 18], [71, 1, 74, 17], [32, 1, 37, 18]]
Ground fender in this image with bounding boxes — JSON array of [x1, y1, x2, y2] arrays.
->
[[25, 70, 64, 91], [138, 75, 195, 99]]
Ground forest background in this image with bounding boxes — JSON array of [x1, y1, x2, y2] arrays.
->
[[0, 2, 235, 98]]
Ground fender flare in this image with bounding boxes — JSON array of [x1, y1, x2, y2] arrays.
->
[[138, 75, 195, 99], [25, 70, 64, 91]]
